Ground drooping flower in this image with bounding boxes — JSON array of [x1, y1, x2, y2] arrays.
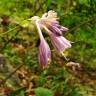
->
[[36, 20, 51, 69], [43, 26, 71, 53], [40, 10, 68, 35], [50, 34, 71, 53], [29, 10, 71, 68], [38, 38, 51, 69]]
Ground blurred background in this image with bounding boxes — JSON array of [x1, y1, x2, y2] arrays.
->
[[0, 0, 96, 96]]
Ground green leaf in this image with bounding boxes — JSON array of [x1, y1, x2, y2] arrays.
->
[[46, 0, 52, 7], [20, 20, 30, 28], [10, 87, 25, 96], [78, 0, 89, 4], [35, 87, 53, 96]]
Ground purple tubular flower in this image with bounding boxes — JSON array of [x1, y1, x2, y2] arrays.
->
[[31, 10, 72, 68], [38, 38, 51, 69], [42, 21, 68, 36], [50, 33, 71, 53], [48, 24, 62, 36], [36, 20, 51, 69]]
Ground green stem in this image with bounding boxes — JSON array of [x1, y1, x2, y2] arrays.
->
[[0, 26, 18, 37]]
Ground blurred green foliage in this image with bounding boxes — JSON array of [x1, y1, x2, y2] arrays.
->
[[0, 0, 96, 96], [35, 87, 53, 96]]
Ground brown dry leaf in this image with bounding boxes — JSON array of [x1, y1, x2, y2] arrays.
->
[[12, 43, 25, 57]]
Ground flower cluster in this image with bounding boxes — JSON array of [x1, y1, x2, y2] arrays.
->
[[31, 10, 71, 69]]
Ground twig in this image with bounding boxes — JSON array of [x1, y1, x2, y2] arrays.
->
[[0, 63, 24, 86], [0, 26, 22, 52], [0, 26, 18, 37], [68, 17, 96, 33]]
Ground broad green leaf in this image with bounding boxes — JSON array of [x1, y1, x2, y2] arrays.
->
[[35, 87, 53, 96]]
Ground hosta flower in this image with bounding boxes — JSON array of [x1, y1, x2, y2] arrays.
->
[[50, 34, 71, 53], [43, 26, 71, 53], [38, 38, 51, 69], [40, 10, 68, 35], [29, 10, 71, 68], [36, 20, 51, 69]]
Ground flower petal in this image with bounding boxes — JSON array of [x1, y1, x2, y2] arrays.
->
[[38, 39, 51, 69], [50, 34, 71, 52]]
